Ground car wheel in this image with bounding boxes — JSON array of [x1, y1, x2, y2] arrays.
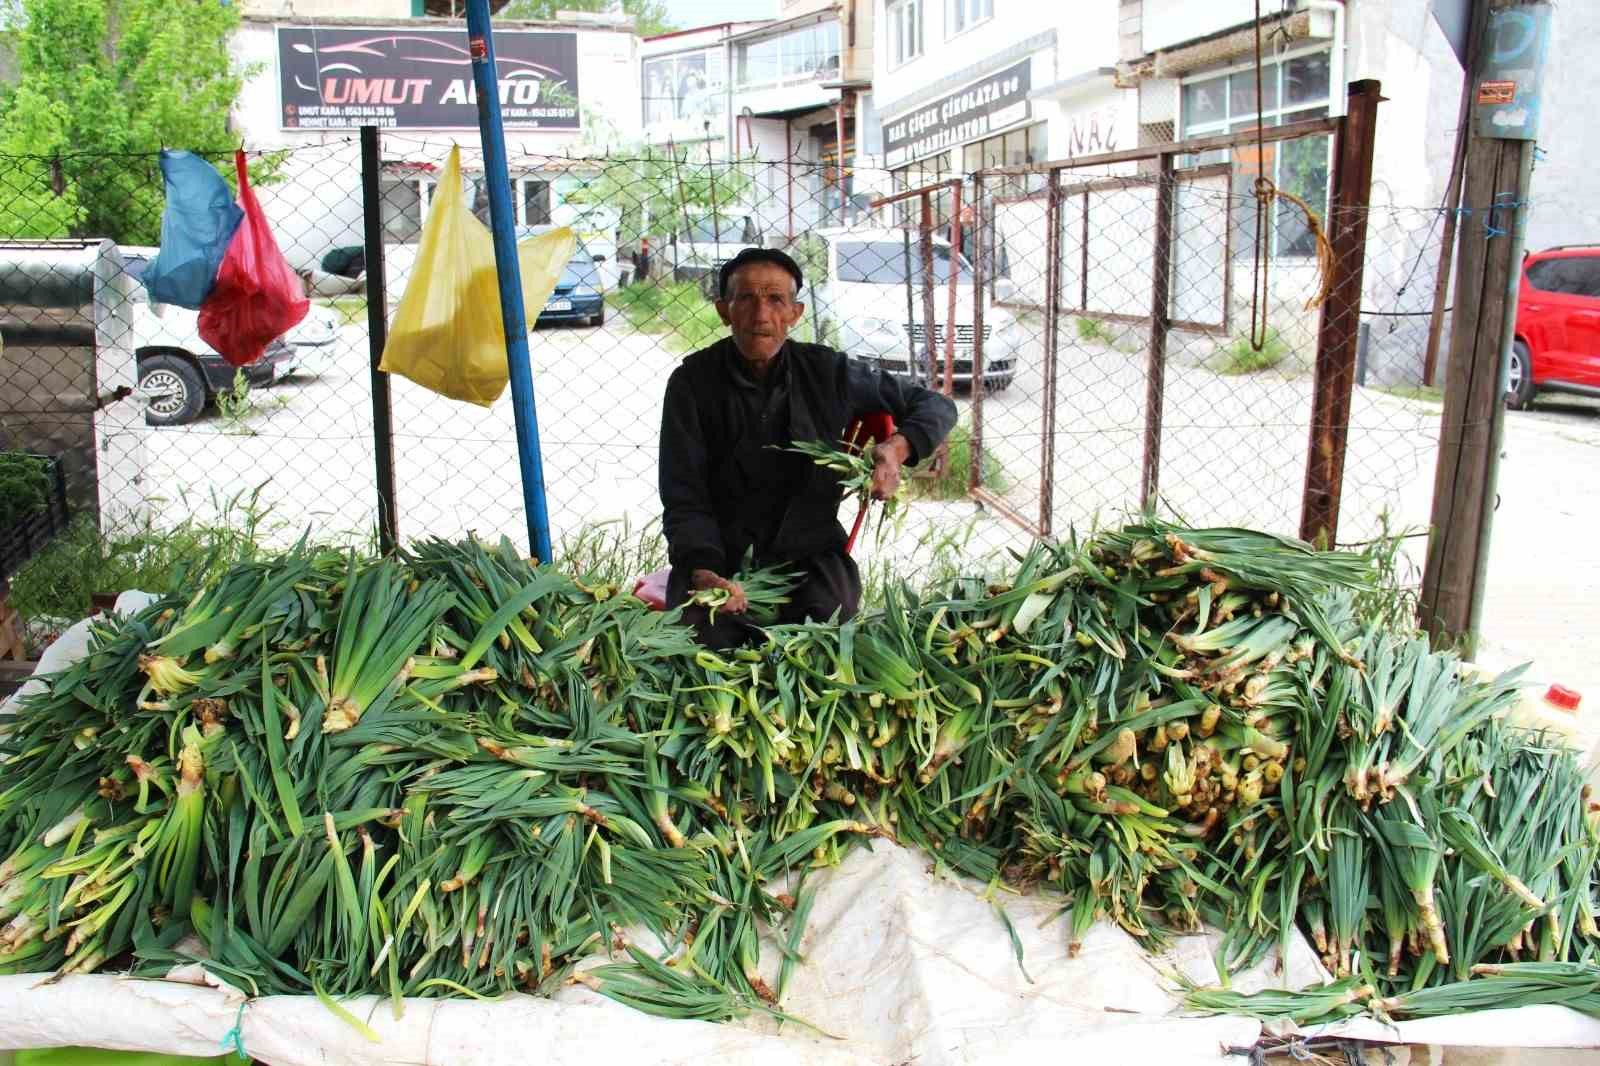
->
[[1506, 341, 1536, 410], [139, 355, 206, 426]]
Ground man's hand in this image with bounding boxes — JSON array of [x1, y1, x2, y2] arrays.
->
[[870, 434, 912, 500], [691, 568, 748, 614]]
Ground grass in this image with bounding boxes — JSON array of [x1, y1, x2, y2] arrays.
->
[[325, 295, 369, 327], [1373, 384, 1445, 404], [908, 420, 1008, 502], [1075, 316, 1112, 344], [8, 489, 278, 649], [1217, 328, 1291, 375], [213, 369, 292, 435], [607, 282, 726, 354]]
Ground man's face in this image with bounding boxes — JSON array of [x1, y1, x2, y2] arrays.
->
[[716, 262, 805, 364]]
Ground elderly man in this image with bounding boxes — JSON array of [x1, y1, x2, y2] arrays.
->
[[658, 247, 957, 648]]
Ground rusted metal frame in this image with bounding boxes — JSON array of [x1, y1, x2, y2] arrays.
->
[[970, 171, 986, 494], [1300, 80, 1383, 546], [835, 90, 849, 225], [866, 177, 960, 210], [943, 181, 962, 395], [1141, 152, 1176, 511], [1078, 188, 1090, 312], [977, 116, 1340, 179], [1038, 167, 1063, 537], [971, 486, 1047, 538], [920, 195, 938, 390]]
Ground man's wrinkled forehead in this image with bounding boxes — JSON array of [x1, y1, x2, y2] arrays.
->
[[728, 263, 798, 300]]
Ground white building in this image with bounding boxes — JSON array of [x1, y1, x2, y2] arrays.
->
[[1112, 0, 1594, 383], [871, 0, 1127, 210], [228, 11, 641, 272], [639, 22, 770, 158]]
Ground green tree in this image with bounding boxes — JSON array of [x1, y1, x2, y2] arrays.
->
[[0, 0, 246, 243], [499, 0, 676, 38]]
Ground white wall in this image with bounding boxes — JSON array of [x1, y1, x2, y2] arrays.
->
[[1043, 82, 1136, 162], [873, 2, 1117, 121], [1141, 0, 1259, 54]]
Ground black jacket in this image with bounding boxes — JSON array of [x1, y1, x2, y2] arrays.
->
[[659, 336, 958, 579]]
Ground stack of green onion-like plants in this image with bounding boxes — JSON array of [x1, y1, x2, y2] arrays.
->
[[2, 517, 1597, 1038]]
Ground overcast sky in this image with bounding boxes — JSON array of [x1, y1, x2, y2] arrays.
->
[[660, 0, 778, 30]]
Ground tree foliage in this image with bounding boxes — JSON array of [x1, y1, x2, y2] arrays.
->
[[500, 0, 676, 38], [0, 0, 246, 243], [563, 146, 753, 248]]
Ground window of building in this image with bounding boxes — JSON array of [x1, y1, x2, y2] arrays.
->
[[887, 0, 923, 68], [961, 121, 1046, 196], [1181, 47, 1332, 258], [521, 179, 551, 227], [735, 21, 841, 90], [947, 0, 993, 37]]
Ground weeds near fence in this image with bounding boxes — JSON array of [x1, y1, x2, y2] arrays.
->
[[909, 420, 1006, 502], [1218, 329, 1291, 375], [556, 517, 668, 589], [608, 282, 726, 354], [9, 489, 279, 641]]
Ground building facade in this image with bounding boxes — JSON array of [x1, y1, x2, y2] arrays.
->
[[870, 0, 1125, 220]]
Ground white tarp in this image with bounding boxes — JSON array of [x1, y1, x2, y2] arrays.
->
[[4, 602, 1600, 1064]]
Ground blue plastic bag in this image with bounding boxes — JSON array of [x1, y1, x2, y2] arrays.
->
[[140, 150, 244, 310]]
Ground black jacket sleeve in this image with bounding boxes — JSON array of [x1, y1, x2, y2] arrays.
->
[[658, 366, 726, 575], [844, 357, 958, 466]]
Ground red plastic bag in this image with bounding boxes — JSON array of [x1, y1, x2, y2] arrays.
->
[[198, 150, 309, 367]]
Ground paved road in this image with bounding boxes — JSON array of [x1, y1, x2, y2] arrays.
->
[[101, 305, 1597, 707]]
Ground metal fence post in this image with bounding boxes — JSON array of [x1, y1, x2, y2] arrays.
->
[[1141, 153, 1176, 510], [1039, 167, 1061, 537], [359, 126, 399, 554], [1300, 79, 1383, 546], [970, 172, 986, 495], [920, 194, 937, 386]]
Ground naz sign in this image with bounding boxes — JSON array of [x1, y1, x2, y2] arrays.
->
[[277, 27, 581, 130]]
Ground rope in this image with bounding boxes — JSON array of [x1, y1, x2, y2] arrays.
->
[[1248, 0, 1336, 346], [219, 999, 250, 1061]]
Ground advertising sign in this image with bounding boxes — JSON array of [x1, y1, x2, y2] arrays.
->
[[278, 27, 581, 130], [882, 59, 1031, 168]]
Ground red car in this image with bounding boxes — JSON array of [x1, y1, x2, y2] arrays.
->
[[1511, 246, 1600, 409]]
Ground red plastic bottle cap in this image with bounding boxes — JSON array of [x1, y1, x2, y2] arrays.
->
[[1545, 684, 1582, 712]]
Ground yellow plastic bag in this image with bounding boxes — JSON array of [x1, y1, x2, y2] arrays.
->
[[380, 146, 576, 406]]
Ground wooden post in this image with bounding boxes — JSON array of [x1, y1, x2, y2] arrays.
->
[[1299, 80, 1383, 546], [1419, 0, 1540, 656], [1141, 152, 1175, 509]]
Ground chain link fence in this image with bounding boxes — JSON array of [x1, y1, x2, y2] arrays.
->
[[0, 125, 1451, 618]]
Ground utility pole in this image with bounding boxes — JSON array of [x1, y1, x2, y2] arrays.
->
[[1419, 0, 1551, 655]]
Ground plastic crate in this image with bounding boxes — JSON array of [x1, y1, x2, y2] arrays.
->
[[0, 453, 69, 579]]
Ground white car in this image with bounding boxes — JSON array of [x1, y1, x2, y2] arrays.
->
[[663, 213, 762, 295], [119, 247, 342, 425], [811, 227, 1020, 391]]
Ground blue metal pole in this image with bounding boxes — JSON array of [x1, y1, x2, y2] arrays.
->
[[464, 0, 554, 563]]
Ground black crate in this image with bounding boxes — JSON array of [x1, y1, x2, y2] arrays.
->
[[0, 454, 69, 579]]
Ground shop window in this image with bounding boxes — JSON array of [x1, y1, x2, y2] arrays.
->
[[1181, 46, 1333, 258]]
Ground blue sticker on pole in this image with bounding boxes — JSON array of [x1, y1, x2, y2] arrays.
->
[[1475, 3, 1551, 141]]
